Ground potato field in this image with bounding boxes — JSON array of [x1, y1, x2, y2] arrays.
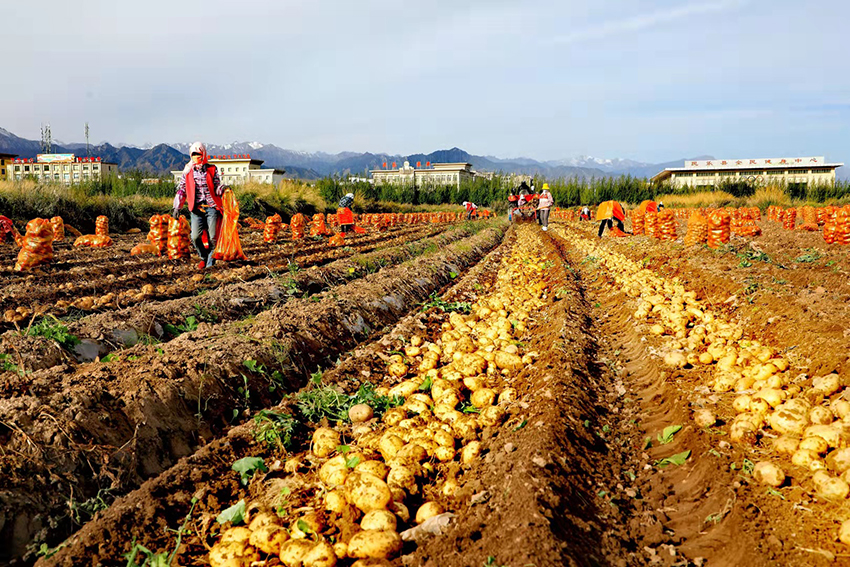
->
[[4, 209, 850, 567]]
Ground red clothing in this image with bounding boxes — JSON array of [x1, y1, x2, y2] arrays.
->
[[337, 207, 354, 225], [184, 165, 222, 212]]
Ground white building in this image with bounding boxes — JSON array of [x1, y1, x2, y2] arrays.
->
[[370, 161, 476, 188], [171, 154, 286, 185], [652, 156, 843, 188], [9, 154, 118, 183]]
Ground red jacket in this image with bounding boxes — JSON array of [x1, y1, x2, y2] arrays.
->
[[184, 165, 222, 212]]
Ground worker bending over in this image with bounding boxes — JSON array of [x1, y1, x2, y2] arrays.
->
[[596, 200, 626, 237]]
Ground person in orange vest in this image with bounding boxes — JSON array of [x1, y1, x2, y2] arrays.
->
[[172, 142, 223, 269], [338, 193, 355, 232], [597, 201, 626, 237]]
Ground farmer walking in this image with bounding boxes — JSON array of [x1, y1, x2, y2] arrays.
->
[[537, 184, 554, 231], [173, 141, 223, 269]]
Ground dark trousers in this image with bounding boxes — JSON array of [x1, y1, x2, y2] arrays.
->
[[598, 218, 624, 237], [539, 208, 550, 228], [190, 206, 220, 264]]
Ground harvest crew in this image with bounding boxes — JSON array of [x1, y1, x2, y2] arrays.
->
[[173, 142, 223, 269], [537, 184, 554, 231], [463, 201, 478, 220], [338, 193, 355, 233], [596, 200, 626, 237], [579, 206, 591, 221]]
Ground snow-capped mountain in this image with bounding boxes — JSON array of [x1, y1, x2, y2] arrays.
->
[[545, 155, 651, 172]]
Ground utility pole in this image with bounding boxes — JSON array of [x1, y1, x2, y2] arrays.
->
[[85, 122, 90, 157], [40, 123, 53, 154]]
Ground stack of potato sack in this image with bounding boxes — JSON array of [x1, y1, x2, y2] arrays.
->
[[327, 213, 338, 230], [707, 210, 731, 248], [657, 210, 677, 241], [684, 211, 708, 246], [167, 216, 191, 259], [631, 211, 645, 235], [767, 205, 780, 222], [823, 208, 839, 244], [836, 206, 850, 245], [15, 218, 54, 271], [644, 210, 658, 238], [147, 215, 169, 254], [289, 213, 306, 239], [95, 215, 109, 236], [50, 216, 65, 241], [309, 214, 332, 237], [781, 208, 797, 230], [731, 207, 761, 237], [797, 206, 819, 231], [264, 214, 283, 243]]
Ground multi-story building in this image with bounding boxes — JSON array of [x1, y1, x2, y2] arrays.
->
[[0, 152, 17, 180], [9, 154, 118, 183], [370, 161, 476, 188], [170, 154, 286, 186], [652, 156, 843, 189]]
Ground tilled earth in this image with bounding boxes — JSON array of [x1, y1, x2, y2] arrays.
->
[[3, 215, 849, 566]]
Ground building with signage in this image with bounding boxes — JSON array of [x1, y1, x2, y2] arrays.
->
[[370, 161, 476, 188], [0, 152, 17, 180], [9, 154, 118, 183], [651, 157, 843, 189], [170, 154, 286, 186]]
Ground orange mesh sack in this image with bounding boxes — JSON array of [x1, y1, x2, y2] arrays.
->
[[707, 212, 730, 249], [15, 218, 54, 271], [329, 232, 345, 246], [631, 211, 645, 235], [263, 214, 282, 243], [644, 211, 658, 238], [684, 211, 708, 247], [309, 213, 331, 237], [74, 234, 113, 247], [289, 213, 305, 240], [131, 242, 160, 256], [823, 208, 838, 244], [95, 215, 109, 236], [837, 206, 850, 245], [50, 216, 65, 241], [214, 189, 247, 261], [167, 216, 191, 260], [781, 209, 796, 230], [658, 210, 677, 241], [797, 206, 818, 231], [147, 215, 169, 254]]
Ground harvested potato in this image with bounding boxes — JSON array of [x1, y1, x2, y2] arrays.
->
[[349, 404, 374, 423], [313, 428, 341, 458], [415, 501, 444, 524], [361, 509, 398, 531], [810, 406, 834, 426], [303, 541, 338, 567], [813, 374, 841, 396], [347, 530, 403, 559], [378, 434, 405, 461], [209, 540, 260, 567], [813, 470, 850, 501], [290, 512, 325, 539], [345, 471, 392, 513], [804, 424, 847, 449], [356, 459, 389, 480], [470, 388, 497, 407], [389, 500, 410, 523], [280, 539, 315, 567], [752, 461, 785, 488], [799, 436, 829, 454], [352, 559, 394, 567], [324, 489, 349, 514], [827, 448, 850, 475], [320, 455, 350, 486], [693, 409, 716, 428], [221, 527, 252, 544], [791, 448, 823, 470], [772, 436, 800, 455], [460, 441, 481, 465], [386, 465, 418, 494], [840, 520, 850, 546], [249, 524, 289, 555], [478, 405, 506, 427]]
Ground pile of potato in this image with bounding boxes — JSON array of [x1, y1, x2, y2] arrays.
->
[[208, 227, 548, 566], [553, 224, 850, 545]]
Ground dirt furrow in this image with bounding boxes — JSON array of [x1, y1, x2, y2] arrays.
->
[[0, 223, 506, 563]]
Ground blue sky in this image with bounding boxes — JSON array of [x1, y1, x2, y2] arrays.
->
[[2, 0, 848, 164]]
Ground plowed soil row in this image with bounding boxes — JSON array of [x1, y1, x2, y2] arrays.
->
[[551, 220, 850, 565], [1, 221, 493, 370], [0, 224, 439, 325], [0, 223, 507, 563], [38, 223, 638, 567]]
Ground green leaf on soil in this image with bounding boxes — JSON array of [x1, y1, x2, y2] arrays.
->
[[345, 455, 361, 469], [767, 488, 786, 500], [642, 436, 652, 449], [655, 450, 691, 467], [216, 500, 246, 525], [296, 519, 313, 535], [232, 457, 267, 486], [512, 419, 528, 432], [657, 425, 682, 445], [419, 375, 433, 392]]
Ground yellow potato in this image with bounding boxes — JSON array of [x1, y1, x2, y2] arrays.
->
[[415, 501, 444, 524], [692, 409, 716, 428], [361, 509, 398, 531], [799, 436, 829, 454], [386, 465, 418, 494], [347, 530, 403, 560], [209, 540, 260, 567], [460, 441, 481, 466], [470, 388, 497, 408], [379, 434, 405, 461], [812, 470, 850, 501], [493, 351, 523, 372], [303, 541, 338, 567], [349, 404, 374, 423], [324, 489, 349, 513], [220, 527, 252, 544], [382, 407, 406, 426], [434, 446, 456, 462], [356, 459, 389, 480], [312, 428, 341, 458], [752, 461, 785, 488], [441, 478, 460, 497], [319, 455, 350, 486], [248, 512, 279, 532], [249, 524, 289, 555], [809, 406, 834, 426], [279, 539, 315, 567], [477, 406, 506, 428], [352, 560, 394, 567], [826, 448, 850, 475], [290, 512, 325, 539], [772, 436, 800, 455], [344, 471, 392, 513]]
